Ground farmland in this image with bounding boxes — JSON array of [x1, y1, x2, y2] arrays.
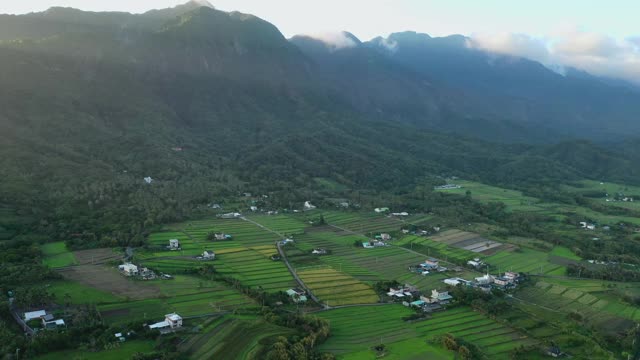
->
[[35, 340, 155, 360], [289, 229, 475, 292], [297, 267, 379, 306], [436, 179, 640, 225], [33, 207, 638, 359], [139, 217, 298, 292], [97, 275, 256, 324], [484, 248, 568, 275], [179, 315, 293, 359], [318, 305, 536, 359], [313, 211, 403, 234], [396, 235, 478, 263], [517, 278, 640, 323], [41, 242, 77, 268]]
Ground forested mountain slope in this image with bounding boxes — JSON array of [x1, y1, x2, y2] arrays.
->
[[0, 1, 638, 246]]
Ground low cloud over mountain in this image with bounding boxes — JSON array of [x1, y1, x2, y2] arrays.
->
[[468, 28, 640, 84]]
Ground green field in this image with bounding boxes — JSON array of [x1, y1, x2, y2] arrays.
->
[[98, 275, 256, 324], [314, 211, 403, 234], [298, 267, 379, 306], [518, 279, 640, 323], [437, 179, 640, 225], [549, 246, 581, 261], [396, 235, 477, 263], [291, 230, 475, 293], [35, 340, 155, 360], [47, 280, 122, 304], [180, 315, 293, 359], [319, 305, 536, 359], [141, 217, 297, 293], [41, 242, 77, 268], [435, 180, 540, 212], [484, 248, 566, 275]]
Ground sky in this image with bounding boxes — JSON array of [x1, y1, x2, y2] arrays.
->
[[1, 0, 639, 82]]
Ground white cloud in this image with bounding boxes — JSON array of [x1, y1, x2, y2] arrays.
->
[[467, 32, 551, 65], [378, 37, 398, 52], [468, 29, 640, 84], [305, 31, 358, 51]]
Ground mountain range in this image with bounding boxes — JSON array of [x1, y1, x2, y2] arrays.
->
[[0, 1, 638, 240]]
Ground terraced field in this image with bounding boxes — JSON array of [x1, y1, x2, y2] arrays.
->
[[98, 275, 256, 323], [291, 230, 477, 294], [180, 316, 293, 360], [180, 218, 282, 245], [396, 235, 477, 263], [214, 247, 296, 291], [517, 280, 640, 322], [142, 217, 297, 292], [245, 214, 308, 235], [317, 211, 403, 234], [297, 267, 379, 306], [427, 229, 503, 254], [319, 306, 536, 359], [484, 248, 567, 275]]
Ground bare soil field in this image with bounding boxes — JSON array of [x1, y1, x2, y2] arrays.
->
[[430, 229, 504, 254], [74, 248, 121, 265], [57, 265, 161, 300]]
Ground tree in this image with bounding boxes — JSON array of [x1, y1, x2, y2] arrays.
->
[[458, 345, 472, 360]]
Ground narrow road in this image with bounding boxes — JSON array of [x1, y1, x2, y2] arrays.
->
[[9, 307, 34, 335], [241, 216, 284, 237], [241, 216, 327, 308], [276, 242, 327, 309]]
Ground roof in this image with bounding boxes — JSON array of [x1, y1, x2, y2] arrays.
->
[[149, 321, 170, 329], [24, 310, 46, 321], [166, 313, 182, 321], [42, 314, 55, 321]]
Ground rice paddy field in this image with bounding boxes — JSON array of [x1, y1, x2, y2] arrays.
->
[[314, 211, 403, 234], [484, 248, 567, 275], [41, 241, 78, 268], [141, 217, 297, 292], [290, 230, 477, 295], [97, 275, 256, 324], [297, 267, 379, 306], [563, 180, 640, 210], [35, 340, 155, 360], [435, 180, 541, 212], [436, 179, 640, 225], [318, 305, 537, 359], [395, 235, 478, 263], [180, 315, 293, 360], [46, 279, 122, 304], [517, 279, 640, 323]]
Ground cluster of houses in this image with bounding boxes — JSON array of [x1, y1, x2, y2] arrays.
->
[[386, 284, 453, 312], [409, 258, 448, 275], [443, 271, 521, 292], [24, 310, 65, 330], [148, 313, 183, 334], [286, 288, 307, 303], [118, 263, 159, 280]]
